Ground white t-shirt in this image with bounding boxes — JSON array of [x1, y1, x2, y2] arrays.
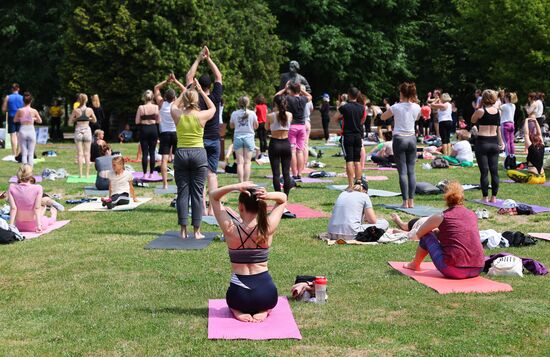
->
[[453, 140, 473, 163], [230, 109, 258, 136], [108, 170, 133, 195], [159, 101, 176, 133], [535, 100, 544, 117], [328, 191, 373, 237], [390, 102, 421, 136], [437, 102, 453, 122], [500, 103, 515, 124], [304, 101, 314, 122]]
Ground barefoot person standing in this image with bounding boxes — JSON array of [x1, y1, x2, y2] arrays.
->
[[210, 182, 287, 322], [170, 79, 216, 239]]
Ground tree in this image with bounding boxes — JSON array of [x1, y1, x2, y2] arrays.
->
[[267, 0, 421, 100], [60, 0, 285, 121]]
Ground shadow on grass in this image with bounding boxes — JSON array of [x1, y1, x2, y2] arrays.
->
[[137, 306, 208, 317]]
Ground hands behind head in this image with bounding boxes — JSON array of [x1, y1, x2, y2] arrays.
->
[[238, 182, 268, 200]]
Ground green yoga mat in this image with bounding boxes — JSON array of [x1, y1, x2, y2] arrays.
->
[[67, 175, 97, 183]]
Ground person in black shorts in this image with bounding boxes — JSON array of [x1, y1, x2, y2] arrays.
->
[[186, 46, 223, 215], [338, 87, 366, 190]]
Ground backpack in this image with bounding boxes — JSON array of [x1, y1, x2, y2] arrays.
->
[[501, 231, 537, 247], [504, 155, 517, 170], [431, 157, 449, 169], [0, 228, 17, 244], [355, 226, 385, 242]]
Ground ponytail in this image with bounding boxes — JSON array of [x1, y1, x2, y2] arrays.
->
[[238, 96, 250, 121], [256, 200, 269, 244], [274, 95, 288, 127]]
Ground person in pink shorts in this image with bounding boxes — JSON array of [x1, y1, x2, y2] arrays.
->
[[8, 164, 64, 233], [274, 82, 312, 180]]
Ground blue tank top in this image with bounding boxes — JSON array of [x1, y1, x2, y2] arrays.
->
[[7, 93, 24, 117]]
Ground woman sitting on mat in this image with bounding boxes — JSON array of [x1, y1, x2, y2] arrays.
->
[[94, 144, 113, 190], [210, 181, 287, 323], [327, 178, 389, 240], [8, 164, 64, 232], [368, 131, 394, 167], [101, 156, 137, 209], [440, 130, 474, 167], [507, 124, 546, 184], [403, 181, 485, 279]]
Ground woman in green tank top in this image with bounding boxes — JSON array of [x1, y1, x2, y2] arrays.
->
[[170, 79, 216, 239]]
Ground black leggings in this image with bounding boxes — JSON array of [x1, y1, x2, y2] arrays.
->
[[268, 138, 292, 196], [475, 135, 500, 197], [257, 123, 268, 153], [364, 115, 372, 136], [322, 115, 330, 141], [226, 271, 278, 315], [439, 120, 453, 144], [140, 124, 158, 174], [371, 154, 395, 167]]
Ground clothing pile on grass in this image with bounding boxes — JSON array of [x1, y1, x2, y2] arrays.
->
[[0, 218, 25, 244], [484, 253, 547, 277], [41, 168, 68, 181]]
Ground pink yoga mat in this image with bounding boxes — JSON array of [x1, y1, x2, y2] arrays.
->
[[388, 261, 513, 294], [208, 296, 302, 340], [364, 167, 397, 171], [9, 175, 42, 183], [21, 220, 70, 240], [529, 233, 550, 242], [132, 172, 166, 182], [269, 203, 329, 219], [365, 176, 389, 181]]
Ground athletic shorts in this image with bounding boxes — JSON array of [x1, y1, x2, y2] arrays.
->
[[7, 116, 20, 134], [203, 138, 220, 173], [233, 134, 255, 152], [439, 120, 453, 144], [421, 118, 431, 128], [159, 131, 177, 155], [288, 124, 306, 151], [74, 126, 92, 142], [226, 271, 278, 315], [342, 133, 362, 162]]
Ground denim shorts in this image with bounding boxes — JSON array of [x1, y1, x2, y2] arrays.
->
[[233, 134, 255, 152]]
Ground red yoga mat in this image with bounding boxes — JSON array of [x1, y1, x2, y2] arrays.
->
[[388, 261, 513, 294], [270, 203, 329, 219], [208, 296, 302, 340]]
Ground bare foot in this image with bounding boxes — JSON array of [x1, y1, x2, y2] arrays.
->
[[390, 213, 408, 230], [252, 310, 269, 322], [482, 197, 489, 203], [489, 196, 497, 203], [231, 308, 254, 322], [403, 262, 421, 271], [194, 230, 205, 239], [163, 184, 168, 190], [401, 201, 410, 209], [346, 186, 353, 192], [180, 226, 188, 239]]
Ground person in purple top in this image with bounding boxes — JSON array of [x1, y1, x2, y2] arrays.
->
[[186, 46, 223, 216], [403, 181, 485, 279], [2, 83, 25, 156]]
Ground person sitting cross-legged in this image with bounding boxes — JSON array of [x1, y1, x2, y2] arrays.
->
[[403, 181, 485, 279]]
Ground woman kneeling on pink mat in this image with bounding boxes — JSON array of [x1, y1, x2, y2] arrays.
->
[[404, 181, 485, 279], [8, 164, 64, 232]]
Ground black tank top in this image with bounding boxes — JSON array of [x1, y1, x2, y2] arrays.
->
[[479, 107, 500, 126]]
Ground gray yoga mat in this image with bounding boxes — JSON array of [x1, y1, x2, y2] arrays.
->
[[379, 204, 443, 217], [326, 185, 401, 197], [145, 231, 219, 250], [154, 185, 177, 195], [84, 186, 109, 196], [202, 215, 219, 226]]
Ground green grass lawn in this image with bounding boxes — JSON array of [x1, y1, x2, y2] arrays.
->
[[1, 140, 549, 356]]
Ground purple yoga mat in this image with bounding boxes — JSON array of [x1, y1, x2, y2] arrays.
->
[[132, 172, 166, 182], [9, 175, 42, 183], [471, 199, 550, 214], [264, 175, 332, 183]]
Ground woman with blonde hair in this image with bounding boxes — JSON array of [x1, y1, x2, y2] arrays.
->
[[170, 79, 216, 239], [471, 90, 504, 203], [430, 93, 453, 155], [69, 93, 98, 178], [230, 96, 259, 182], [403, 181, 485, 279], [13, 92, 42, 166], [135, 90, 160, 178], [210, 182, 287, 322], [8, 164, 64, 233]]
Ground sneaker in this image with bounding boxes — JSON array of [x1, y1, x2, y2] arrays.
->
[[475, 209, 484, 220], [170, 198, 177, 208], [282, 210, 296, 219], [482, 209, 489, 219], [292, 175, 302, 181]]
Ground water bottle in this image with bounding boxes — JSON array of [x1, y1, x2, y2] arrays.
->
[[314, 276, 327, 304]]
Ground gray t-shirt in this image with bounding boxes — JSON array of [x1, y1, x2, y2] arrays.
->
[[230, 109, 258, 136], [328, 191, 373, 236], [95, 155, 113, 174]]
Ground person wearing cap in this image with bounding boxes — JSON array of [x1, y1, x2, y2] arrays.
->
[[327, 179, 389, 240], [430, 93, 454, 156], [320, 94, 331, 142]]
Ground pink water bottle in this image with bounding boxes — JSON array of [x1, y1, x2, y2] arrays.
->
[[314, 276, 327, 303]]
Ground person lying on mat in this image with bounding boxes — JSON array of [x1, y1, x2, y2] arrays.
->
[[101, 156, 137, 209], [327, 178, 389, 240], [94, 144, 113, 191], [210, 182, 287, 323], [440, 129, 474, 167], [388, 214, 429, 240], [8, 164, 64, 232], [403, 181, 485, 279], [507, 126, 546, 184]]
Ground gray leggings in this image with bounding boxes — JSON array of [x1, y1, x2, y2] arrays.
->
[[174, 148, 208, 227], [18, 125, 36, 166], [392, 135, 417, 200]]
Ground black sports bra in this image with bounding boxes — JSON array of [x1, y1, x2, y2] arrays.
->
[[479, 107, 500, 126], [140, 113, 157, 122], [76, 107, 90, 122]]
